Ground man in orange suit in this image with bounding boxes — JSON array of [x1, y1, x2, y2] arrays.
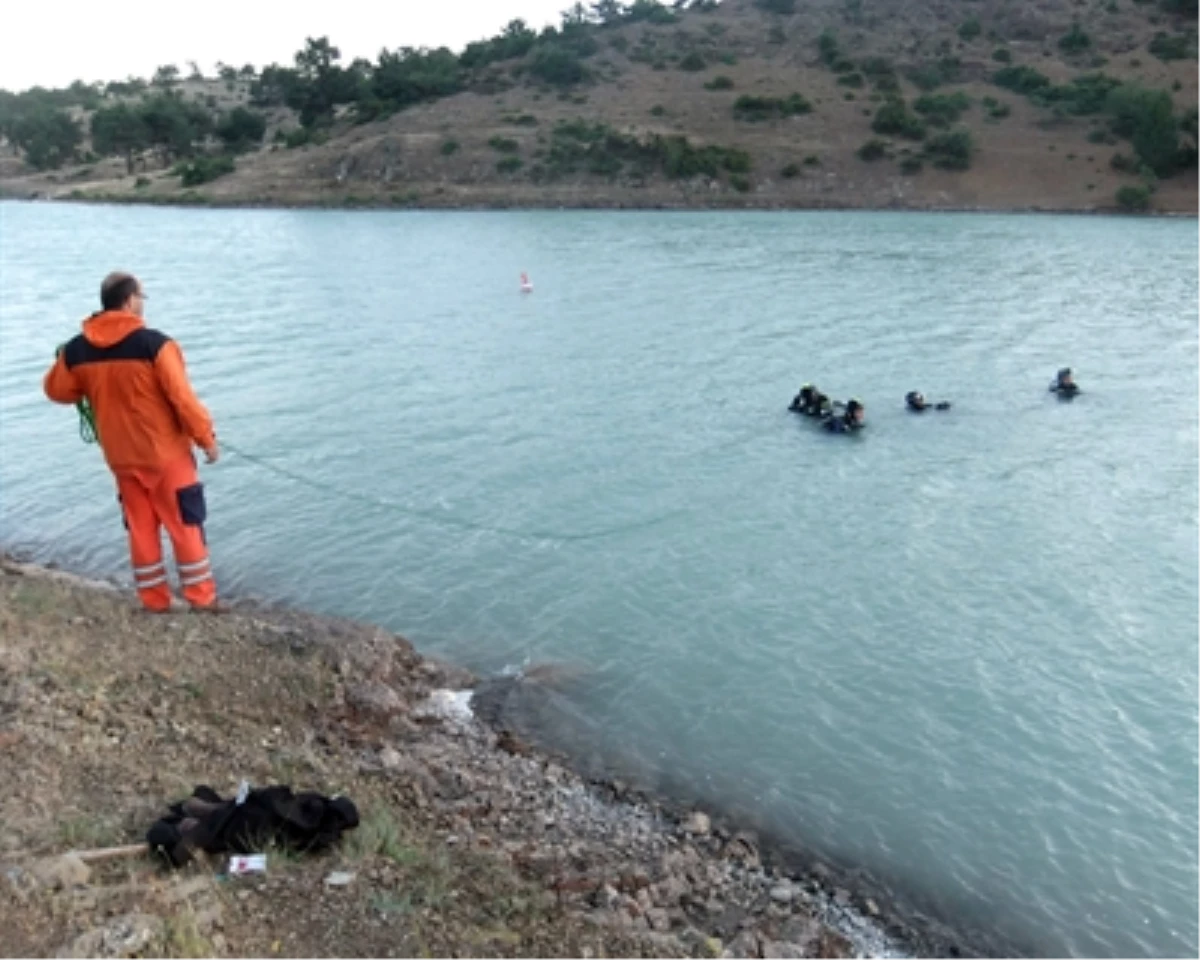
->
[[44, 272, 222, 612]]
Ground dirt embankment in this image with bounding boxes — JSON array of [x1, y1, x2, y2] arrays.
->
[[0, 0, 1195, 215], [0, 554, 950, 959]]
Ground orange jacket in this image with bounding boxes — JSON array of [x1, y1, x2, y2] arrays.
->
[[43, 311, 216, 472]]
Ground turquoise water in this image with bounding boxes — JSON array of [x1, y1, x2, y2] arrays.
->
[[1, 201, 1196, 956]]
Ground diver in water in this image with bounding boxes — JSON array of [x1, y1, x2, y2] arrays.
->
[[1050, 368, 1080, 398], [822, 398, 865, 433], [789, 384, 832, 417], [905, 390, 951, 412]]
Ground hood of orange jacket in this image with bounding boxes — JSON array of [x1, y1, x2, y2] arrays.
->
[[81, 310, 145, 348]]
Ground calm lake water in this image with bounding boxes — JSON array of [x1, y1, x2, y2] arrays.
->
[[1, 201, 1196, 957]]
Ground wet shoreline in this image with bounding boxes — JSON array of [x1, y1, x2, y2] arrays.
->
[[1, 545, 1019, 958]]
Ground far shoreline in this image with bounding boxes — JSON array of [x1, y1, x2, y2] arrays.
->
[[2, 191, 1195, 219]]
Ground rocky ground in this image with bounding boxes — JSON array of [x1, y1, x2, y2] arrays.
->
[[0, 553, 955, 959]]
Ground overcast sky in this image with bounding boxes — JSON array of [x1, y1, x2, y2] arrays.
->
[[3, 0, 576, 92]]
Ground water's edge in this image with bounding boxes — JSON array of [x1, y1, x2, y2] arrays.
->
[[2, 194, 1195, 219], [3, 541, 1024, 958]]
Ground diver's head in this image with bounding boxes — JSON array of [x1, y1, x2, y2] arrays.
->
[[847, 398, 865, 423], [905, 390, 924, 409], [1057, 367, 1073, 385]]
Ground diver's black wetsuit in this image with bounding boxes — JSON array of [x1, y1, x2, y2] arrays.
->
[[789, 386, 831, 417], [906, 391, 951, 412], [822, 400, 865, 433], [1050, 369, 1080, 398]]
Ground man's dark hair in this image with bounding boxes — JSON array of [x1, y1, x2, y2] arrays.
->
[[101, 272, 139, 311]]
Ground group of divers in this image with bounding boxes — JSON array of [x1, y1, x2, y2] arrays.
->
[[788, 367, 1081, 433]]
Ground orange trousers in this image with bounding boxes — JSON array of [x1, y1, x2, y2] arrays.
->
[[114, 455, 217, 611]]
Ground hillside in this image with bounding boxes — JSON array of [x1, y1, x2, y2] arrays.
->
[[0, 0, 1196, 213]]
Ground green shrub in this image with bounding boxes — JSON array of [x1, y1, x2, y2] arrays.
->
[[705, 75, 735, 90], [174, 154, 235, 186], [768, 25, 787, 44], [1148, 32, 1193, 60], [733, 93, 812, 121], [1115, 183, 1151, 210], [803, 154, 821, 166], [441, 139, 460, 155], [512, 113, 539, 126], [1058, 24, 1092, 54], [959, 18, 982, 41], [650, 104, 667, 116], [986, 99, 1011, 120], [722, 149, 752, 173], [780, 162, 801, 178], [1106, 82, 1182, 175], [899, 155, 924, 174], [914, 92, 971, 125], [857, 138, 889, 161], [134, 176, 151, 188], [872, 99, 926, 139], [729, 173, 752, 192], [540, 121, 750, 183], [861, 57, 899, 92], [488, 136, 519, 153], [993, 65, 1052, 95], [215, 107, 267, 152], [906, 58, 961, 90], [529, 46, 586, 86], [924, 128, 973, 169], [1110, 152, 1139, 172], [496, 155, 523, 173], [837, 72, 865, 88], [679, 51, 707, 71], [1087, 128, 1115, 144], [992, 47, 1012, 63], [993, 68, 1122, 119], [756, 0, 796, 10], [818, 30, 840, 66]]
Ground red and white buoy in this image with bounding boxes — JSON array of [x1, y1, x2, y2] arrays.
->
[[520, 272, 533, 293]]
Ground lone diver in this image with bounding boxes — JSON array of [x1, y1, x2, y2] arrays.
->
[[905, 391, 951, 412], [822, 398, 865, 433], [1049, 367, 1080, 399], [789, 384, 831, 417]]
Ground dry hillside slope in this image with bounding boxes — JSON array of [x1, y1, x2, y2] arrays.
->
[[1, 0, 1196, 212]]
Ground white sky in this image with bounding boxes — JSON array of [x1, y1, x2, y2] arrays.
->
[[3, 0, 576, 92]]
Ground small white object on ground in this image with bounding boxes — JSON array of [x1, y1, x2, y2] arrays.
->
[[412, 689, 475, 724], [228, 854, 267, 875]]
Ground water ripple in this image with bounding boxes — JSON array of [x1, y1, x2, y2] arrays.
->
[[2, 203, 1196, 958]]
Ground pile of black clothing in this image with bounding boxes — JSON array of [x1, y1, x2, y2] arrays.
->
[[146, 783, 360, 868]]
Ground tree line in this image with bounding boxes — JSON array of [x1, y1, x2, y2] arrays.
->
[[0, 1, 712, 172]]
